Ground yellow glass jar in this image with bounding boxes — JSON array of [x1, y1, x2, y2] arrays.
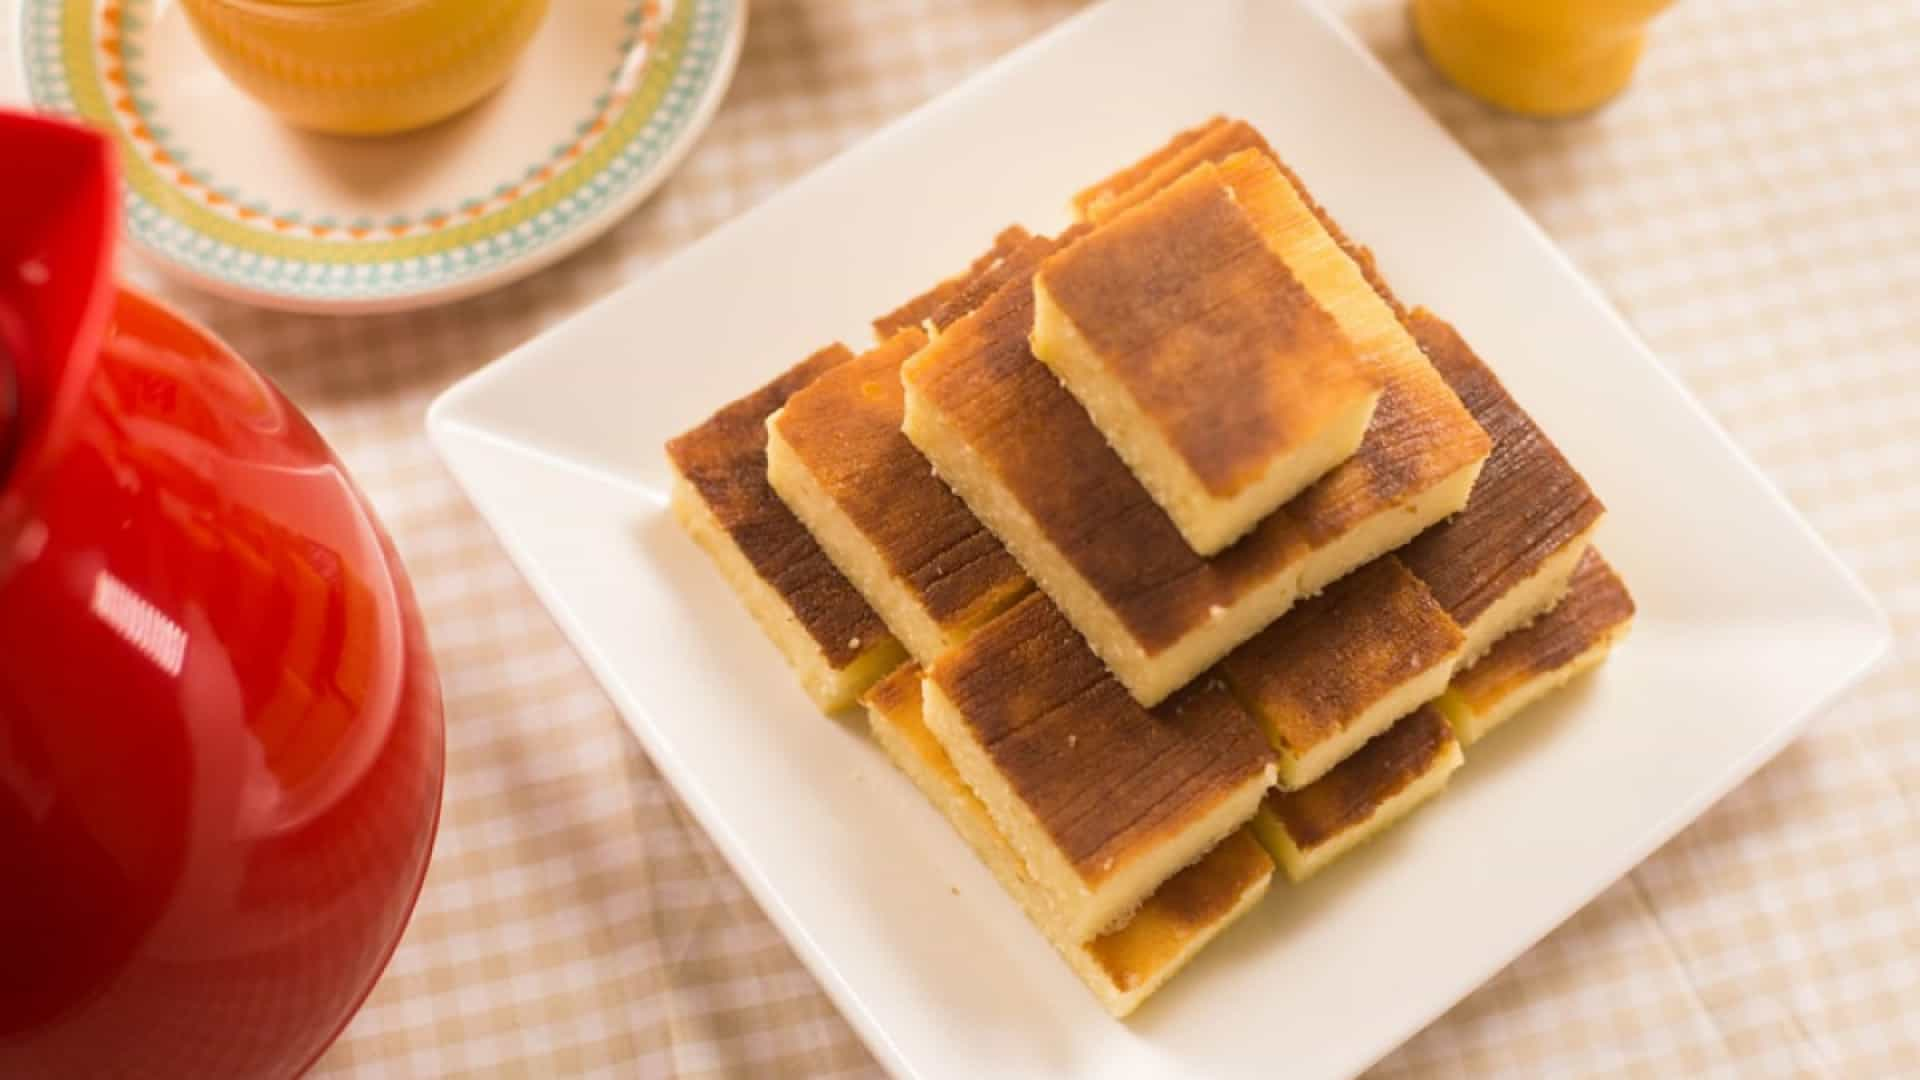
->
[[180, 0, 552, 136], [1412, 0, 1674, 118]]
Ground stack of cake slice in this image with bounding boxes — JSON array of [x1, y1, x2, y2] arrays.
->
[[665, 116, 1633, 1017], [904, 149, 1492, 706]]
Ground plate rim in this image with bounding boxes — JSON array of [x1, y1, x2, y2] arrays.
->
[[16, 0, 748, 315], [426, 0, 1893, 1074]]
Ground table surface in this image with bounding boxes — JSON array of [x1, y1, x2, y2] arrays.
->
[[13, 0, 1920, 1075]]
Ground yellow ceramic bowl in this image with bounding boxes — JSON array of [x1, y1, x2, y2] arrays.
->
[[180, 0, 552, 136], [1413, 0, 1674, 118]]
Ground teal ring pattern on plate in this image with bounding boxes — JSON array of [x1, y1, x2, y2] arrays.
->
[[18, 0, 741, 306]]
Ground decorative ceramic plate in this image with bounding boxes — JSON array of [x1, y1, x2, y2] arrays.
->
[[18, 0, 746, 313], [430, 0, 1888, 1076]]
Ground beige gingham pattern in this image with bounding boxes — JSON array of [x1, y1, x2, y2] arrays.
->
[[8, 0, 1917, 1073]]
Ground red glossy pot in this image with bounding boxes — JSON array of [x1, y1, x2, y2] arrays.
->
[[0, 115, 444, 1076]]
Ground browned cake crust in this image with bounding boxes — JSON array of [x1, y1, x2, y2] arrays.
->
[[666, 345, 893, 669], [1397, 310, 1606, 630], [908, 261, 1485, 654], [1072, 118, 1215, 219], [931, 229, 1069, 332], [770, 330, 1029, 641], [872, 225, 1036, 338], [863, 661, 925, 720], [1263, 705, 1457, 855], [1037, 163, 1374, 498], [1281, 346, 1489, 551], [928, 591, 1274, 886], [1075, 118, 1271, 225], [1084, 827, 1273, 987], [1451, 549, 1636, 710], [1220, 557, 1462, 758], [863, 667, 1273, 1015], [1075, 116, 1408, 323]]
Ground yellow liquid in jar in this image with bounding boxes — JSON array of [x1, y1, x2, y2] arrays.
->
[[180, 0, 552, 136], [1413, 0, 1674, 118]]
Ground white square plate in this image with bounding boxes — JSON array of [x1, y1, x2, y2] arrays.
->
[[428, 1, 1890, 1075]]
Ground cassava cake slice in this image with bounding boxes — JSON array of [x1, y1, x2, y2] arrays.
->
[[864, 667, 1273, 1018], [1398, 310, 1607, 664], [1081, 127, 1604, 649], [767, 328, 1030, 662], [1031, 156, 1382, 554], [1219, 557, 1464, 790], [666, 345, 905, 710], [920, 591, 1277, 940], [1079, 125, 1606, 686]]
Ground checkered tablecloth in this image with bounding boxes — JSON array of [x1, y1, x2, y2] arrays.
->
[[14, 0, 1918, 1074]]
